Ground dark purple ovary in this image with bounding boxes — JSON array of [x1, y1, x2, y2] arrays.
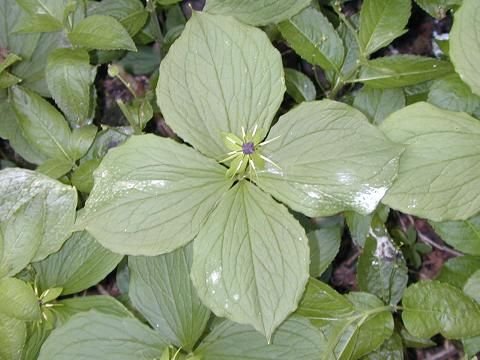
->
[[242, 142, 255, 155]]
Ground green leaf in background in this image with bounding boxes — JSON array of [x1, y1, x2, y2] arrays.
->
[[0, 168, 77, 264], [0, 71, 21, 88], [204, 0, 310, 26], [0, 313, 26, 360], [117, 97, 153, 134], [357, 219, 408, 305], [358, 0, 411, 56], [195, 316, 330, 359], [68, 15, 137, 51], [0, 95, 47, 165], [36, 158, 74, 179], [88, 0, 148, 37], [284, 68, 316, 103], [10, 86, 73, 162], [22, 318, 54, 360], [297, 279, 394, 360], [129, 243, 210, 351], [157, 12, 284, 160], [68, 125, 98, 161], [363, 332, 404, 360], [278, 7, 345, 72], [71, 158, 101, 193], [52, 296, 133, 326], [0, 277, 40, 320], [33, 231, 123, 296], [357, 55, 453, 88], [13, 31, 63, 97], [345, 205, 390, 248], [15, 0, 64, 32], [415, 0, 462, 19], [435, 256, 480, 289], [308, 226, 342, 277], [464, 269, 480, 303], [38, 311, 167, 360], [431, 215, 480, 255], [402, 280, 480, 339], [337, 22, 361, 80], [46, 48, 96, 128], [77, 135, 232, 255], [353, 87, 405, 125], [191, 181, 309, 340], [257, 100, 403, 217], [118, 46, 161, 75], [0, 53, 22, 73], [381, 102, 480, 221], [428, 74, 480, 114], [463, 335, 480, 359], [450, 0, 480, 96]]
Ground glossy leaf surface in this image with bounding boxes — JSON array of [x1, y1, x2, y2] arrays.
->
[[78, 135, 232, 255], [257, 100, 403, 217]]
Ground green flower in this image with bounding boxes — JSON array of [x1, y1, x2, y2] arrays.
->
[[78, 12, 402, 339]]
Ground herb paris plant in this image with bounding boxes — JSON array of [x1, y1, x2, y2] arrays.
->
[[77, 11, 402, 339]]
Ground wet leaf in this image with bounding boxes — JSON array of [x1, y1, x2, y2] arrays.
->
[[258, 100, 403, 217]]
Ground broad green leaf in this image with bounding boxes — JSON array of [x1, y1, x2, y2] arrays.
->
[[52, 296, 133, 326], [117, 97, 153, 134], [84, 126, 132, 160], [0, 313, 26, 360], [343, 292, 394, 359], [0, 168, 77, 262], [118, 46, 161, 75], [195, 316, 330, 359], [38, 311, 167, 360], [0, 53, 22, 74], [13, 31, 63, 97], [129, 243, 210, 351], [0, 277, 40, 320], [402, 280, 480, 339], [399, 327, 436, 349], [278, 7, 345, 72], [345, 212, 373, 248], [191, 181, 309, 340], [68, 125, 98, 161], [22, 318, 54, 360], [204, 0, 310, 26], [77, 134, 232, 255], [71, 159, 100, 193], [428, 74, 480, 114], [15, 0, 65, 32], [257, 100, 403, 217], [297, 279, 394, 360], [463, 335, 480, 358], [357, 224, 408, 305], [0, 71, 21, 88], [353, 87, 405, 125], [68, 15, 137, 51], [358, 0, 411, 56], [0, 2, 40, 59], [464, 269, 480, 303], [357, 55, 453, 88], [337, 22, 361, 79], [46, 48, 96, 128], [0, 196, 43, 277], [450, 0, 480, 96], [381, 102, 480, 221], [297, 279, 354, 328], [33, 231, 122, 296], [157, 12, 285, 160], [308, 226, 341, 277], [0, 98, 46, 164], [415, 0, 461, 19], [10, 86, 72, 162], [88, 0, 148, 37], [436, 256, 480, 289], [363, 332, 404, 360], [431, 216, 480, 255], [284, 68, 316, 103], [36, 157, 74, 179]]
